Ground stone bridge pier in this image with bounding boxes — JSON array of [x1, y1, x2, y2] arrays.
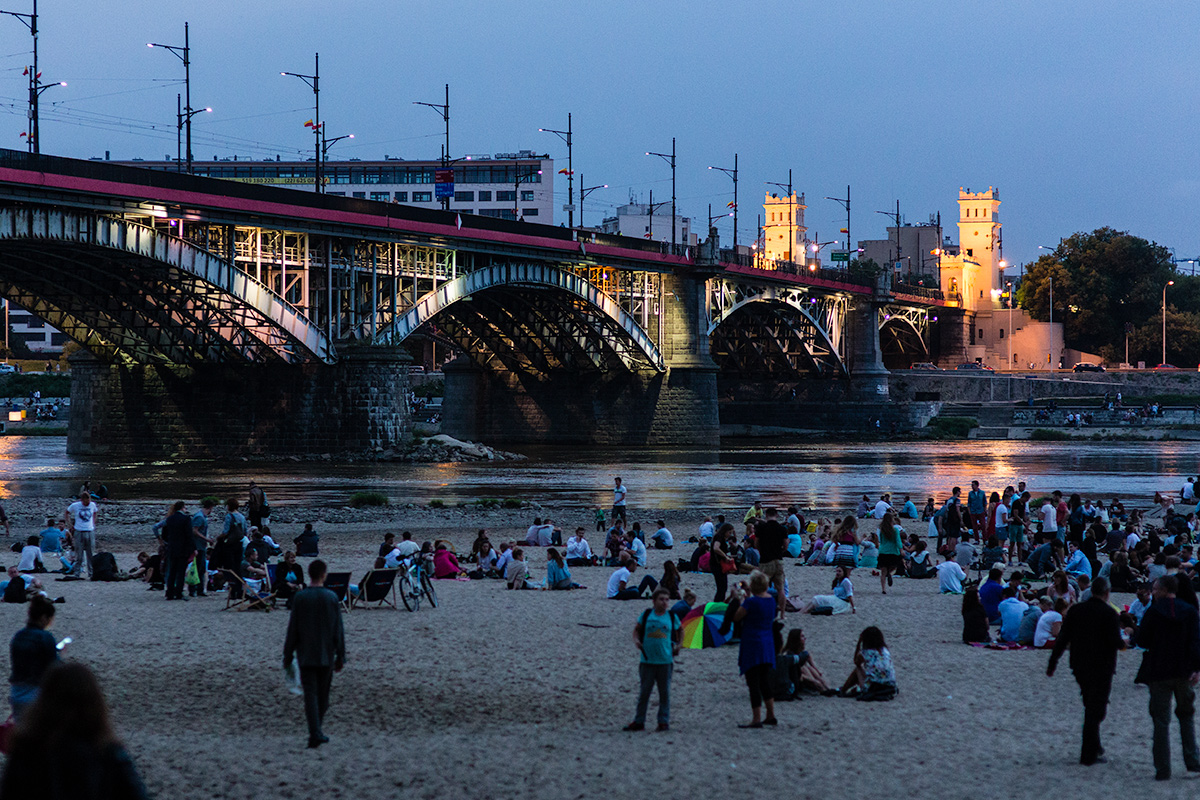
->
[[67, 346, 412, 458], [442, 271, 720, 446]]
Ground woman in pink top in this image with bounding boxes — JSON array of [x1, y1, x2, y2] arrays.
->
[[433, 543, 464, 579]]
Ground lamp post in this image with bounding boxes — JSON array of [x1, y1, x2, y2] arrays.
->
[[646, 139, 676, 250], [149, 23, 198, 172], [414, 85, 450, 210], [707, 204, 733, 231], [875, 200, 901, 274], [282, 54, 321, 192], [539, 114, 573, 228], [1, 0, 38, 153], [322, 132, 353, 160], [766, 169, 794, 263], [825, 186, 851, 269], [1006, 281, 1013, 370], [578, 173, 606, 229], [808, 238, 839, 271], [708, 153, 738, 251], [175, 95, 210, 172], [1163, 279, 1174, 366], [512, 164, 543, 221], [25, 73, 63, 152], [646, 189, 669, 240]]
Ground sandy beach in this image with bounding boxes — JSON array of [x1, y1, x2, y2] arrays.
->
[[0, 501, 1194, 799]]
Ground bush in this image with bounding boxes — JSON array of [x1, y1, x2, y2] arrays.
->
[[925, 416, 978, 439], [1030, 428, 1071, 441], [350, 491, 388, 508], [200, 495, 222, 507], [0, 373, 70, 398], [428, 499, 445, 509]]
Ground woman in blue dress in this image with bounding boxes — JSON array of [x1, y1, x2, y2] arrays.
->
[[732, 571, 778, 728]]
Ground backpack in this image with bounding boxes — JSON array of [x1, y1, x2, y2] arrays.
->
[[91, 552, 119, 581], [637, 609, 680, 655]]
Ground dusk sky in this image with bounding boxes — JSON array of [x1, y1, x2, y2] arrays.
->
[[2, 0, 1197, 270]]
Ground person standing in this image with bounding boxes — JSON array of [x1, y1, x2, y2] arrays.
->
[[191, 498, 217, 597], [283, 559, 346, 749], [623, 588, 680, 732], [247, 481, 268, 529], [755, 508, 788, 619], [877, 512, 903, 594], [8, 595, 58, 720], [731, 571, 778, 728], [1047, 576, 1125, 766], [612, 477, 627, 524], [162, 501, 193, 601], [63, 491, 98, 578], [1133, 575, 1200, 781], [967, 481, 987, 540]]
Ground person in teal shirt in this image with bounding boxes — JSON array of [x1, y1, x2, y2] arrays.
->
[[901, 495, 919, 520], [967, 481, 988, 540], [624, 588, 680, 732]]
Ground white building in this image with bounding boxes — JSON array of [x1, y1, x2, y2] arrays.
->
[[597, 202, 695, 245], [6, 303, 67, 354]]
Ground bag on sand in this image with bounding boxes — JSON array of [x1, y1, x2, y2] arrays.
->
[[91, 552, 119, 582]]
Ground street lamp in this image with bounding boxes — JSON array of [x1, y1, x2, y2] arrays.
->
[[578, 173, 606, 229], [539, 114, 573, 228], [1006, 281, 1013, 370], [1, 0, 39, 153], [706, 204, 733, 231], [322, 132, 353, 160], [175, 94, 210, 172], [281, 54, 321, 192], [646, 189, 669, 241], [512, 164, 543, 221], [1163, 279, 1175, 366], [414, 85, 450, 210], [646, 139, 676, 250], [808, 238, 839, 271], [875, 201, 901, 272], [825, 186, 851, 269], [766, 169, 794, 263], [149, 23, 198, 172], [708, 153, 738, 250]]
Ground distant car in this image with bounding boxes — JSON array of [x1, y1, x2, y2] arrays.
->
[[955, 362, 994, 372], [1155, 363, 1179, 370], [909, 362, 942, 371], [0, 364, 14, 374], [1072, 363, 1107, 373]]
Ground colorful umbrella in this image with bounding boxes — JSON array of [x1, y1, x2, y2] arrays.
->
[[680, 601, 734, 649]]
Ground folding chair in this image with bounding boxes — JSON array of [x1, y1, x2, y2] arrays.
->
[[323, 571, 353, 612], [353, 568, 399, 610], [222, 568, 275, 612]]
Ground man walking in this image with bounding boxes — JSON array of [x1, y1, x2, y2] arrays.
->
[[1133, 575, 1200, 780], [247, 481, 268, 529], [162, 501, 193, 601], [623, 588, 680, 732], [755, 508, 789, 619], [64, 491, 98, 578], [283, 559, 345, 749], [1047, 576, 1124, 766]]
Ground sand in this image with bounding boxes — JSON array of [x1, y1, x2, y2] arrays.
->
[[0, 504, 1192, 799]]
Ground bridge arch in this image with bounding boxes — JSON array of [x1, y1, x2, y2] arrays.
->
[[378, 263, 665, 374], [879, 306, 931, 369], [0, 208, 332, 365], [708, 290, 848, 378]]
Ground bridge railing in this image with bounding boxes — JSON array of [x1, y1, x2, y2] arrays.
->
[[890, 280, 944, 302]]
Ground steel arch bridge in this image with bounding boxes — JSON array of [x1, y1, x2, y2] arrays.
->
[[879, 304, 933, 367], [0, 208, 331, 365], [707, 279, 850, 378], [377, 263, 666, 375]]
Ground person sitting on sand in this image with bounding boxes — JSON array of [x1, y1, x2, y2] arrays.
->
[[607, 555, 658, 600], [687, 540, 709, 572], [997, 587, 1029, 643], [962, 586, 992, 644], [799, 566, 855, 615], [2, 567, 42, 603], [469, 530, 491, 562], [605, 524, 627, 566], [16, 536, 44, 574], [670, 589, 698, 620], [936, 551, 968, 594], [625, 531, 647, 567], [471, 541, 500, 579], [129, 551, 161, 586], [565, 528, 596, 566], [492, 542, 515, 578], [433, 543, 465, 579], [650, 520, 673, 550], [658, 560, 682, 600], [275, 551, 306, 607], [839, 626, 897, 700], [240, 548, 269, 594], [1047, 570, 1078, 605], [545, 548, 583, 590], [293, 524, 319, 557], [36, 519, 64, 556], [980, 536, 1007, 571], [505, 548, 537, 590], [1017, 596, 1049, 645], [858, 533, 879, 569], [906, 540, 935, 579], [772, 628, 831, 697], [1034, 597, 1067, 648], [378, 532, 396, 558], [1063, 540, 1092, 580], [246, 528, 275, 563]]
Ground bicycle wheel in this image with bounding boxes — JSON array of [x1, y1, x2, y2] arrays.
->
[[399, 573, 420, 612], [421, 571, 438, 608]]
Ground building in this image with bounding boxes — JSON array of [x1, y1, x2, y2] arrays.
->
[[113, 151, 556, 223], [597, 202, 695, 245], [858, 216, 943, 283], [761, 192, 806, 264], [6, 302, 68, 354]]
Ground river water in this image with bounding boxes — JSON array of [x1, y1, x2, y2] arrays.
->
[[0, 437, 1196, 512]]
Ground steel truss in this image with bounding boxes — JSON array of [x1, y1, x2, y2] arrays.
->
[[879, 304, 932, 363]]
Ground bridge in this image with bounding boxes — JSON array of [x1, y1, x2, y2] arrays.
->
[[0, 149, 945, 454]]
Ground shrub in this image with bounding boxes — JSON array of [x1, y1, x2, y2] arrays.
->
[[349, 491, 388, 508], [1030, 428, 1071, 441], [428, 499, 445, 509], [925, 416, 978, 439], [0, 373, 70, 397]]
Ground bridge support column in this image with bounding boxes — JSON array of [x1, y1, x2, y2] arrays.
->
[[67, 346, 412, 458], [848, 298, 890, 400], [441, 273, 719, 447]]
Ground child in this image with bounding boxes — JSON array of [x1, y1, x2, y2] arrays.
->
[[594, 506, 607, 533]]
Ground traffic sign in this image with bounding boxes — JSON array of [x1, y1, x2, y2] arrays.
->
[[830, 250, 849, 262]]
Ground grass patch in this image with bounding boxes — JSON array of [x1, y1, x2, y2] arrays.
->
[[349, 491, 389, 508], [0, 373, 70, 397], [428, 499, 445, 509], [925, 416, 978, 439], [412, 379, 444, 399], [1030, 428, 1071, 441]]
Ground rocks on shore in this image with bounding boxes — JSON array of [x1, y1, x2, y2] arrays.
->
[[264, 434, 526, 464]]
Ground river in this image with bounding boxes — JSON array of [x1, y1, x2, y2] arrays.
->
[[0, 436, 1196, 512]]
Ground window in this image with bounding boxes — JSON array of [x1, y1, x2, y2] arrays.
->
[[352, 192, 366, 199], [370, 192, 390, 202], [522, 208, 539, 217], [477, 190, 492, 201], [413, 191, 432, 202], [978, 328, 985, 341], [479, 208, 516, 220], [394, 192, 407, 202], [24, 317, 43, 329], [496, 191, 516, 202], [520, 190, 534, 202], [965, 249, 973, 257], [454, 191, 474, 202], [999, 329, 1005, 339]]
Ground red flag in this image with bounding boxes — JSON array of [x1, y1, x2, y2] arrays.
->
[[21, 67, 27, 76], [303, 119, 314, 128]]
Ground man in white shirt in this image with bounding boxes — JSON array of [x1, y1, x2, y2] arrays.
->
[[1126, 529, 1142, 550], [612, 477, 628, 523], [873, 494, 893, 520], [650, 521, 673, 550], [16, 536, 42, 573], [1041, 499, 1057, 538], [64, 491, 99, 578], [936, 552, 968, 594], [1183, 478, 1196, 503], [565, 528, 594, 565], [625, 532, 647, 567], [1033, 598, 1065, 647], [607, 558, 654, 600], [698, 517, 715, 540]]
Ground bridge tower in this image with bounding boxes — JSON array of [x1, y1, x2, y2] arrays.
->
[[762, 192, 806, 264]]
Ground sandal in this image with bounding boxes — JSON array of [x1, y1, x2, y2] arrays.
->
[[763, 717, 778, 726]]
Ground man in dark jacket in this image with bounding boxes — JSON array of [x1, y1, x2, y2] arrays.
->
[[1134, 574, 1200, 780], [161, 501, 193, 601], [1048, 576, 1124, 766], [283, 559, 345, 748]]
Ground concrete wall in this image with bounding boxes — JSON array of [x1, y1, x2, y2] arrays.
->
[[890, 370, 1200, 404], [68, 346, 412, 458]]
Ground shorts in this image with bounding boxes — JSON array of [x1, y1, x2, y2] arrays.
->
[[877, 553, 902, 570], [1007, 524, 1026, 543], [759, 559, 786, 593]]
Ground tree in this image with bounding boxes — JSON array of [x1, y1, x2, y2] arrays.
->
[[1015, 227, 1193, 362], [1128, 309, 1200, 368]]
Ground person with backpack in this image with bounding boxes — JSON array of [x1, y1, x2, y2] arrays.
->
[[623, 588, 681, 732]]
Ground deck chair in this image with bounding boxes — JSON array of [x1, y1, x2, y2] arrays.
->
[[323, 571, 353, 612], [222, 568, 275, 612], [353, 568, 399, 609]]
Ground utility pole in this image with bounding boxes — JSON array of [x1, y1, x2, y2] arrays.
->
[[825, 186, 851, 269], [149, 23, 197, 171], [578, 173, 607, 229], [875, 200, 902, 274], [539, 113, 573, 228], [646, 138, 676, 250], [282, 54, 321, 192], [766, 168, 794, 263], [415, 84, 451, 210], [708, 152, 738, 251], [2, 0, 40, 152]]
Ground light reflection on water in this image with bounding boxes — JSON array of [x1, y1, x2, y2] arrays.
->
[[0, 437, 1196, 512]]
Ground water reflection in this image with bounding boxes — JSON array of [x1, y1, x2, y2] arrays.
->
[[0, 437, 1195, 513]]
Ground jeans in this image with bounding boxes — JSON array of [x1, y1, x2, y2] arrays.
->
[[9, 683, 37, 720], [1076, 673, 1112, 765], [299, 666, 333, 740], [633, 663, 672, 725], [611, 575, 657, 600], [712, 569, 728, 603], [1149, 679, 1200, 777], [72, 530, 94, 577]]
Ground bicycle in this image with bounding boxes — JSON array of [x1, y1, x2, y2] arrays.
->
[[399, 553, 438, 612]]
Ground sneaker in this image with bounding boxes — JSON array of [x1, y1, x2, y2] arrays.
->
[[655, 723, 669, 732], [622, 722, 645, 732]]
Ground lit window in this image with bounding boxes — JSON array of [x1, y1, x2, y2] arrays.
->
[[413, 191, 432, 202]]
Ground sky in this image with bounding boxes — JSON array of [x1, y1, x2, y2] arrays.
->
[[2, 0, 1198, 270]]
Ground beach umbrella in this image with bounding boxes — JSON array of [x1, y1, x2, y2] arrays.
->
[[680, 602, 733, 649]]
